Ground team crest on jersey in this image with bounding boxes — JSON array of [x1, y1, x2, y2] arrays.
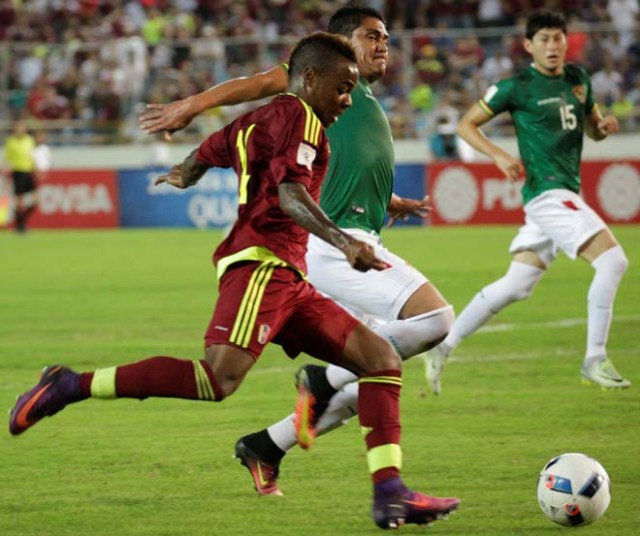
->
[[572, 85, 587, 104], [296, 142, 316, 170], [257, 324, 271, 345]]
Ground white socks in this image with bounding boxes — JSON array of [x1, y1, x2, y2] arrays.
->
[[372, 305, 455, 359], [441, 261, 545, 355], [266, 382, 359, 453], [586, 245, 628, 363], [325, 305, 456, 391]]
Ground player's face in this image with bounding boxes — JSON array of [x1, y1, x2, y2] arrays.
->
[[525, 27, 567, 76], [349, 16, 389, 83], [307, 60, 359, 127]]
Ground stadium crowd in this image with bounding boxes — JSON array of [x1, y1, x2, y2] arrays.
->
[[0, 0, 639, 147]]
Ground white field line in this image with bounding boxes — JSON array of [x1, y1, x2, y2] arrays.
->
[[477, 314, 640, 333]]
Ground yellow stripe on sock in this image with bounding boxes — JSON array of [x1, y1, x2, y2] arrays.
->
[[367, 444, 402, 474], [359, 376, 403, 387], [90, 367, 118, 399], [193, 361, 214, 401]]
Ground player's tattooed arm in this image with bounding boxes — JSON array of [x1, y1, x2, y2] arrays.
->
[[278, 181, 387, 272], [153, 149, 209, 189]]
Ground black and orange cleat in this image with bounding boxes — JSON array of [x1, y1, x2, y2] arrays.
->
[[9, 365, 81, 435]]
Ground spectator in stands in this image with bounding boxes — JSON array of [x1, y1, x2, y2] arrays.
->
[[480, 47, 513, 84], [591, 52, 624, 107]]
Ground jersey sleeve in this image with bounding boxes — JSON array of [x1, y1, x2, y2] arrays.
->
[[195, 126, 232, 168], [479, 78, 515, 116], [268, 101, 323, 189]]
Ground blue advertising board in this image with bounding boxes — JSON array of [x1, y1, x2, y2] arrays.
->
[[118, 167, 239, 228], [385, 163, 427, 226], [118, 164, 427, 228]]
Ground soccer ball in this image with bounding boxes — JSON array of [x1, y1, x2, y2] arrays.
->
[[537, 453, 611, 527]]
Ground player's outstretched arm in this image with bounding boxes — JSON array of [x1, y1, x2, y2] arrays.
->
[[140, 66, 289, 140], [153, 149, 210, 189], [278, 182, 387, 272], [457, 102, 524, 182]]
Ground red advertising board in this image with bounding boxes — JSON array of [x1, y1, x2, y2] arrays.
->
[[428, 161, 640, 225], [29, 170, 119, 228]]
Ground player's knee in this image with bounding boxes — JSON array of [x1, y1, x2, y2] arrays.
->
[[509, 280, 536, 301], [595, 246, 629, 278], [413, 305, 455, 352]]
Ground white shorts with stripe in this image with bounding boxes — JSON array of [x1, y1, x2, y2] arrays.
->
[[509, 189, 606, 267], [306, 229, 428, 321]]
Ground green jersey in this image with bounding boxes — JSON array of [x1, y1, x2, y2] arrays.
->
[[479, 64, 595, 205], [320, 78, 395, 233]]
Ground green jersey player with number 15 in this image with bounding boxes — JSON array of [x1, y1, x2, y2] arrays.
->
[[426, 9, 630, 393]]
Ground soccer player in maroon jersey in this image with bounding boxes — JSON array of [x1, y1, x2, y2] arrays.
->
[[8, 33, 460, 530]]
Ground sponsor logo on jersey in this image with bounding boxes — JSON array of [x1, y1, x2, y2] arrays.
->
[[572, 85, 587, 103]]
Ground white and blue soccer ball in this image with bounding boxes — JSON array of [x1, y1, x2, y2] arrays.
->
[[537, 453, 611, 527]]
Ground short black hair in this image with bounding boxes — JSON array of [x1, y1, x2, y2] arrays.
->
[[328, 3, 385, 38], [288, 32, 356, 78], [526, 9, 566, 40]]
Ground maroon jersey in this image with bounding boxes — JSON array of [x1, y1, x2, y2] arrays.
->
[[196, 94, 330, 278]]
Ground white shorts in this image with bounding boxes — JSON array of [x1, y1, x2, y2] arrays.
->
[[509, 189, 606, 267], [306, 229, 428, 321]]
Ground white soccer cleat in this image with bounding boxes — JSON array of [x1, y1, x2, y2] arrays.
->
[[580, 358, 631, 389], [424, 345, 448, 395]]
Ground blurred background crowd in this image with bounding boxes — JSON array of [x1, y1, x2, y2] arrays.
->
[[0, 0, 639, 155]]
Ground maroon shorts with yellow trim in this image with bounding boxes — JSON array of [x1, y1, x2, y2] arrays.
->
[[205, 262, 359, 363]]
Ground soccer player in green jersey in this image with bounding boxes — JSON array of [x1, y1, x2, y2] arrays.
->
[[140, 5, 456, 496], [426, 9, 630, 394]]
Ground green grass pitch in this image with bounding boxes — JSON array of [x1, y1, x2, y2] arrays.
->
[[1, 226, 638, 535]]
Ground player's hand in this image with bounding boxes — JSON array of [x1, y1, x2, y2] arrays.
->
[[386, 194, 431, 227], [139, 100, 195, 141], [597, 115, 619, 137], [344, 238, 388, 272], [495, 152, 524, 183], [153, 165, 191, 189]]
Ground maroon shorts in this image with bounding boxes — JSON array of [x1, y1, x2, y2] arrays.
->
[[205, 262, 359, 363]]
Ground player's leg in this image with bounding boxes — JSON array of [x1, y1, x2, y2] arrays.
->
[[578, 228, 630, 388], [8, 347, 252, 436], [426, 219, 551, 394], [301, 232, 454, 413], [234, 381, 359, 496], [426, 253, 546, 394], [9, 262, 280, 435], [288, 291, 461, 527], [12, 174, 27, 232], [12, 172, 38, 232], [522, 190, 630, 388], [21, 180, 39, 227], [307, 232, 454, 358], [339, 320, 461, 528]]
